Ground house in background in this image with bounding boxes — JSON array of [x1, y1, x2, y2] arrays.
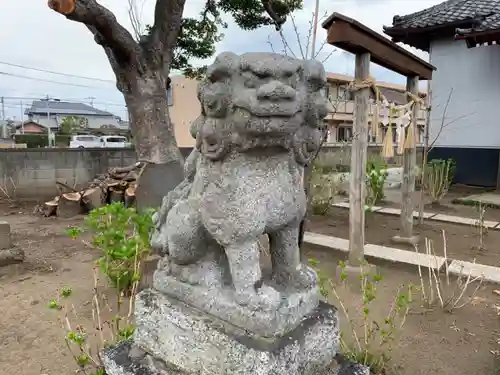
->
[[167, 75, 200, 148], [168, 74, 428, 150], [24, 99, 125, 133], [15, 120, 47, 134], [384, 0, 500, 188], [324, 73, 427, 144]]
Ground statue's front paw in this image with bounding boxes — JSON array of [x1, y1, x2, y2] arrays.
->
[[295, 265, 318, 289], [235, 285, 281, 310], [282, 265, 317, 290], [150, 229, 169, 257]]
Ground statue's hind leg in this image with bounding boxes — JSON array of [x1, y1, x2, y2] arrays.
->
[[268, 221, 317, 291], [224, 239, 280, 309]]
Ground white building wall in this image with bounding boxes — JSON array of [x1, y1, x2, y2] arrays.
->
[[429, 37, 500, 148]]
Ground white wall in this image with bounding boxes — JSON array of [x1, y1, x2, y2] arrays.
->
[[429, 37, 500, 148]]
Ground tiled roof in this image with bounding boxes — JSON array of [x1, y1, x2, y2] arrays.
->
[[25, 100, 114, 117], [386, 0, 500, 31]]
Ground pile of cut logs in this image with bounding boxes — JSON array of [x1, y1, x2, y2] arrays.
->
[[36, 162, 145, 218]]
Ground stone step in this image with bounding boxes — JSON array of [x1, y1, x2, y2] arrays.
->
[[448, 260, 500, 283], [332, 203, 500, 229], [303, 232, 446, 270], [303, 232, 348, 252], [364, 243, 446, 270]]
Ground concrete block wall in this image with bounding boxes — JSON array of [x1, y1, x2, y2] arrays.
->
[[0, 148, 136, 200]]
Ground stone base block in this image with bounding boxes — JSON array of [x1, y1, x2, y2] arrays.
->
[[108, 289, 340, 375], [153, 268, 319, 338], [0, 247, 25, 267], [391, 235, 420, 246], [103, 340, 370, 375], [0, 221, 12, 250]]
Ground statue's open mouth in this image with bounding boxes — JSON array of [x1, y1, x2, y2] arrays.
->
[[233, 96, 302, 118], [232, 107, 303, 137]]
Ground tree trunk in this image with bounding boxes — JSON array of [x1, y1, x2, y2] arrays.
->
[[47, 0, 188, 210], [121, 70, 185, 210], [124, 71, 182, 165]]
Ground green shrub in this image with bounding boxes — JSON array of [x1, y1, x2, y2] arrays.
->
[[14, 134, 70, 148], [66, 202, 155, 293], [310, 162, 342, 216], [424, 158, 456, 204], [365, 158, 388, 207], [309, 259, 415, 374]]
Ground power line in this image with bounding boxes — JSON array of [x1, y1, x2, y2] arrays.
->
[[1, 96, 127, 108], [0, 60, 115, 83], [0, 71, 116, 89]]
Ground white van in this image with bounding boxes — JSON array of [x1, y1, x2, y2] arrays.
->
[[99, 135, 131, 148], [69, 135, 102, 148]]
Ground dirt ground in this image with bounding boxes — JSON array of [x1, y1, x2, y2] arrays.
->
[[383, 185, 500, 222], [0, 201, 499, 375], [310, 206, 500, 267], [308, 247, 500, 375]]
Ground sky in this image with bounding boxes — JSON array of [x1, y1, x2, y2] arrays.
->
[[0, 0, 444, 121]]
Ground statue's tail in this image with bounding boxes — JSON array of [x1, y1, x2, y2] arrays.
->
[[150, 148, 200, 255]]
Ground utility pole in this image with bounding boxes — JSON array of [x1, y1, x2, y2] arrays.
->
[[20, 100, 24, 134], [310, 0, 320, 59], [1, 97, 4, 120], [87, 96, 96, 106]]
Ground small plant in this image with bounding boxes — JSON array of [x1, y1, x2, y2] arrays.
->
[[365, 158, 388, 208], [308, 258, 330, 299], [332, 261, 414, 374], [310, 161, 340, 216], [49, 268, 139, 375], [0, 175, 17, 205], [308, 259, 414, 374], [472, 202, 488, 252], [67, 202, 155, 293], [423, 158, 456, 204], [415, 230, 483, 312]]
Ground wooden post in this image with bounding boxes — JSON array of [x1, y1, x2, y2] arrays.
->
[[398, 75, 420, 243], [348, 52, 370, 267]]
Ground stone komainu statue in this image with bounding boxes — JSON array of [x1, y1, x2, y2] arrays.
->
[[151, 51, 331, 310], [103, 52, 369, 375]]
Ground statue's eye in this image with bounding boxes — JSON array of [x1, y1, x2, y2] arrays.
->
[[242, 72, 258, 88], [308, 77, 324, 92]]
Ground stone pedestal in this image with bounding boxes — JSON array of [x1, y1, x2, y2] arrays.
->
[[391, 234, 420, 246], [103, 289, 345, 375]]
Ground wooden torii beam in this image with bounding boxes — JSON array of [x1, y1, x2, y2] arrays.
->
[[322, 13, 436, 272]]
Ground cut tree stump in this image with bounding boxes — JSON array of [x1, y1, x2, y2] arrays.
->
[[43, 197, 59, 217], [58, 192, 84, 218], [125, 184, 136, 208], [110, 188, 125, 203], [82, 187, 106, 211]]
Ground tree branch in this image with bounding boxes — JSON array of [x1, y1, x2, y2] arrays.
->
[[289, 13, 305, 59], [150, 0, 187, 65], [127, 0, 146, 41], [48, 0, 138, 59], [304, 12, 315, 60], [262, 0, 286, 30]]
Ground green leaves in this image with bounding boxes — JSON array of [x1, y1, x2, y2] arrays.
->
[[148, 0, 302, 78], [65, 202, 155, 293], [65, 226, 83, 240], [365, 157, 388, 208]]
